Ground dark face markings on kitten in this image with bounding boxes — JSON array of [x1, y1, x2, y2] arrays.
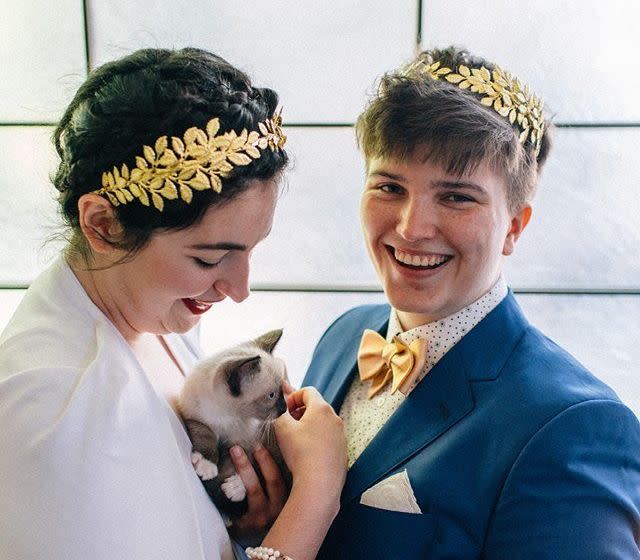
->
[[225, 355, 261, 397]]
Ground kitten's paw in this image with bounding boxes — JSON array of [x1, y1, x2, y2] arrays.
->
[[221, 474, 246, 502], [191, 451, 218, 481]]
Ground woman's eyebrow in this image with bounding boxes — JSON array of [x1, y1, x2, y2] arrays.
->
[[187, 242, 247, 251]]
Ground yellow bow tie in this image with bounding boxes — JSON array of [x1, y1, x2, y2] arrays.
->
[[357, 329, 428, 399]]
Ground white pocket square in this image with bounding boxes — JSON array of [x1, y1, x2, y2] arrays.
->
[[359, 469, 422, 514]]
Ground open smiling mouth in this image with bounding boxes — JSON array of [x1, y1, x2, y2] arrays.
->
[[182, 298, 213, 315], [389, 247, 453, 270]]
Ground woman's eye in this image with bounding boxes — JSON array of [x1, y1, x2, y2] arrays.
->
[[193, 257, 221, 269]]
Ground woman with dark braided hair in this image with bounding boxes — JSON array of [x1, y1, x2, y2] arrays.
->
[[0, 48, 346, 560]]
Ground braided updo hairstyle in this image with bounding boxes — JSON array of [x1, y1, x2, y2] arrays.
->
[[53, 47, 288, 261]]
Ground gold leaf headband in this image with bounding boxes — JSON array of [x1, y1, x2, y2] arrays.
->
[[405, 58, 545, 156], [92, 111, 287, 211]]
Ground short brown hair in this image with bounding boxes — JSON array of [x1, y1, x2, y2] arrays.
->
[[356, 46, 552, 211]]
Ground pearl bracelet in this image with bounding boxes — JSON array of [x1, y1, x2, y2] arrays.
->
[[245, 546, 293, 560]]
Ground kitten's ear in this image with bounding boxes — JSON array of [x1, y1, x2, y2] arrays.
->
[[255, 329, 283, 354], [226, 356, 261, 396]]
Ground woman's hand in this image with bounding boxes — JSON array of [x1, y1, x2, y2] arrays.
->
[[275, 387, 347, 499], [254, 388, 347, 560], [228, 445, 288, 542]]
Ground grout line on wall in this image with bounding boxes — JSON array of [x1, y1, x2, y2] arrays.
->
[[555, 123, 640, 128], [2, 122, 640, 130], [250, 286, 640, 295], [0, 123, 57, 127], [416, 0, 423, 49], [284, 123, 353, 128], [82, 0, 91, 74], [1, 284, 639, 296]]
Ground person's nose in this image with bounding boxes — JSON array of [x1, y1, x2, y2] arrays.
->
[[396, 196, 437, 242], [213, 255, 251, 303]]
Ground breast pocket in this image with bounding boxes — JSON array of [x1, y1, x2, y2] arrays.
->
[[321, 502, 436, 559]]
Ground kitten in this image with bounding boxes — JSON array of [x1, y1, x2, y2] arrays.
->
[[178, 329, 289, 518]]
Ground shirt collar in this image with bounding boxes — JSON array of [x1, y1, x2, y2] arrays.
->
[[385, 277, 508, 393]]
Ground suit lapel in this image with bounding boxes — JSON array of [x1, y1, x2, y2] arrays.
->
[[341, 292, 529, 505], [342, 344, 474, 504]]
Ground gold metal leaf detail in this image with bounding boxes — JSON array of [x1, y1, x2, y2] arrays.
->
[[408, 59, 545, 156], [92, 112, 287, 211]]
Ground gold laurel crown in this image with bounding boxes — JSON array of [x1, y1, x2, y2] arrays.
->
[[93, 111, 287, 211], [406, 58, 545, 156]]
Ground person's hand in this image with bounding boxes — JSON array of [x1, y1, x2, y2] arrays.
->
[[275, 387, 347, 496], [282, 379, 295, 399], [227, 445, 288, 542]]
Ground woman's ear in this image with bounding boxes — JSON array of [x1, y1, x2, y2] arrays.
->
[[77, 194, 123, 254], [502, 204, 532, 256]]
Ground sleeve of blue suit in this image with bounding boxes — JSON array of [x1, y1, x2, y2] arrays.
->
[[484, 399, 640, 558]]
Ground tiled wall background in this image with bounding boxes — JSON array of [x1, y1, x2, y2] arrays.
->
[[1, 1, 639, 415]]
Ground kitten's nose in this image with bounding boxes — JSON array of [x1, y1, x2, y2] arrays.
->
[[276, 392, 287, 415]]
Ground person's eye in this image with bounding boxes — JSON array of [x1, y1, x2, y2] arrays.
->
[[193, 257, 222, 269], [443, 193, 475, 203], [379, 183, 404, 194]]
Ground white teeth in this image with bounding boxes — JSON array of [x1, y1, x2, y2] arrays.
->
[[394, 249, 449, 267]]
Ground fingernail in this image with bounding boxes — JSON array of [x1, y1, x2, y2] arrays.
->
[[230, 445, 242, 458]]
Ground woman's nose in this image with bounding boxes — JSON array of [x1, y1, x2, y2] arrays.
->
[[213, 258, 250, 303]]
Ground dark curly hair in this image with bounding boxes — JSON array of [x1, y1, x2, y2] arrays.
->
[[53, 47, 288, 262], [356, 46, 552, 211]]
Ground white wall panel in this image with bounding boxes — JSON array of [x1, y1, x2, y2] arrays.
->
[[1, 289, 636, 416], [250, 127, 376, 286], [421, 0, 640, 122], [255, 127, 640, 290], [505, 128, 640, 289], [518, 295, 640, 417], [0, 127, 61, 284], [1, 126, 638, 290], [87, 0, 416, 123], [0, 1, 86, 122]]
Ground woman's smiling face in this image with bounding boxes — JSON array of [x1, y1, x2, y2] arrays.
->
[[107, 180, 278, 338], [361, 156, 530, 330]]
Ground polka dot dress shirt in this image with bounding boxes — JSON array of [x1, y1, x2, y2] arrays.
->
[[340, 278, 508, 467]]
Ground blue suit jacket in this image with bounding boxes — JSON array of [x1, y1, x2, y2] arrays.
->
[[303, 293, 640, 559]]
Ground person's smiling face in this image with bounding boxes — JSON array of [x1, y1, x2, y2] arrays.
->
[[108, 180, 278, 338], [361, 156, 530, 330]]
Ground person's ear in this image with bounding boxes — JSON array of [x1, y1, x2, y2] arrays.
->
[[77, 194, 123, 254], [502, 204, 532, 256]]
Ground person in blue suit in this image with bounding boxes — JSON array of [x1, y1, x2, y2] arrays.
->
[[303, 46, 640, 558]]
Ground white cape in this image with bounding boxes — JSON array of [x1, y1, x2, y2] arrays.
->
[[0, 258, 233, 560]]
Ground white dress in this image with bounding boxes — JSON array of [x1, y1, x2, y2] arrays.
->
[[0, 257, 234, 560]]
